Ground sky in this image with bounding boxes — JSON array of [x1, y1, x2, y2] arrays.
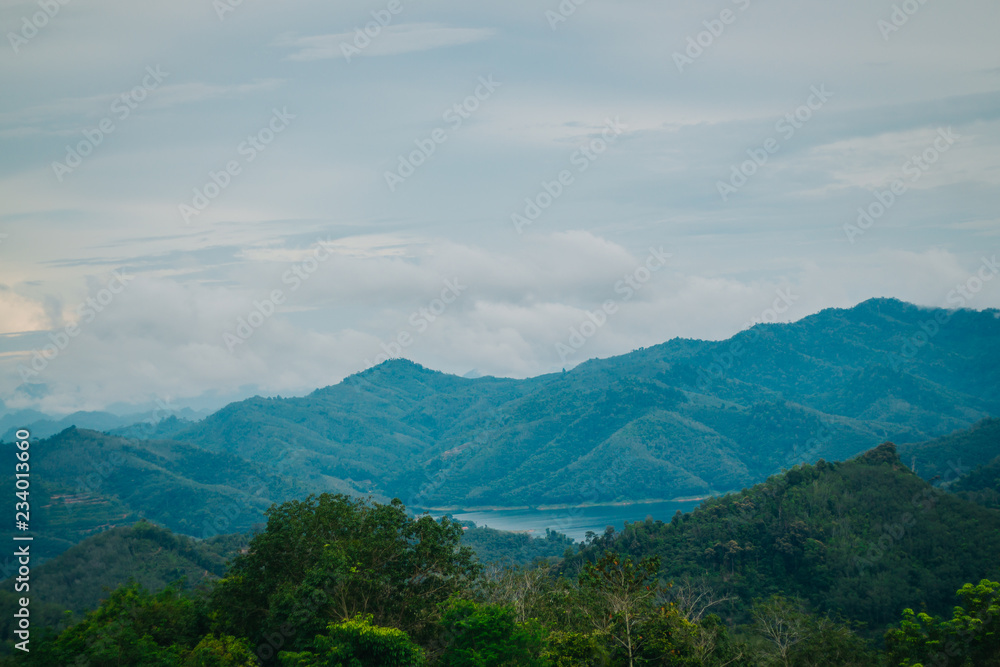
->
[[1, 0, 998, 415]]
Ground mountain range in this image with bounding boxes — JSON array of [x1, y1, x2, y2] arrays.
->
[[3, 297, 998, 564]]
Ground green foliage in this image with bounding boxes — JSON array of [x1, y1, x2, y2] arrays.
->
[[278, 615, 426, 666], [885, 579, 1000, 667], [437, 599, 546, 667], [185, 634, 259, 666], [18, 582, 207, 666], [540, 630, 611, 666], [212, 493, 479, 660]]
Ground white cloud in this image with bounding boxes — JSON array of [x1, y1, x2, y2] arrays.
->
[[279, 23, 494, 61]]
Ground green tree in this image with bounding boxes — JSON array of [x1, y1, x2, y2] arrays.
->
[[185, 634, 259, 666], [21, 582, 206, 667], [278, 614, 425, 666], [437, 598, 547, 666], [211, 494, 479, 661], [540, 630, 611, 666], [885, 579, 1000, 667]]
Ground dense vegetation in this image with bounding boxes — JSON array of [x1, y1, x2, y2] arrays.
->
[[8, 442, 1000, 665]]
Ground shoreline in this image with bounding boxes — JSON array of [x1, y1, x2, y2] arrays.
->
[[412, 496, 712, 513]]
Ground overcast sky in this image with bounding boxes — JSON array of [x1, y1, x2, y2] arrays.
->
[[1, 0, 998, 415]]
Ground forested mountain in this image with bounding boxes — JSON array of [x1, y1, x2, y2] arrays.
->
[[154, 298, 1000, 509]]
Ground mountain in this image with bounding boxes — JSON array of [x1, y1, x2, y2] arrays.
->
[[562, 442, 1000, 633], [163, 298, 999, 509], [8, 298, 997, 564]]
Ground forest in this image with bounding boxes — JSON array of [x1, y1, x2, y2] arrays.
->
[[7, 440, 1000, 666]]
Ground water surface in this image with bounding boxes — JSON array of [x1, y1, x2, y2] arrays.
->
[[421, 500, 705, 543]]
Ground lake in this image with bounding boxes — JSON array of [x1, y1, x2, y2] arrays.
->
[[418, 500, 705, 543]]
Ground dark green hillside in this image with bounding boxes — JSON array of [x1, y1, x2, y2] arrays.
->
[[0, 521, 244, 645], [0, 427, 304, 563], [563, 442, 1000, 632]]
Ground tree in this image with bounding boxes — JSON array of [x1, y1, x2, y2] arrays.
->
[[185, 635, 259, 666], [211, 494, 479, 661], [278, 615, 425, 666], [751, 595, 807, 667], [885, 579, 1000, 667], [436, 598, 547, 666], [579, 552, 661, 667], [20, 582, 206, 667]]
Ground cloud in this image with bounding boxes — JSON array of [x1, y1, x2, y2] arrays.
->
[[279, 23, 494, 61], [0, 287, 49, 335]]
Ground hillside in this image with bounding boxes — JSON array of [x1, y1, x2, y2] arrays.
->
[[0, 427, 306, 563], [0, 521, 244, 647], [562, 442, 1000, 632]]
